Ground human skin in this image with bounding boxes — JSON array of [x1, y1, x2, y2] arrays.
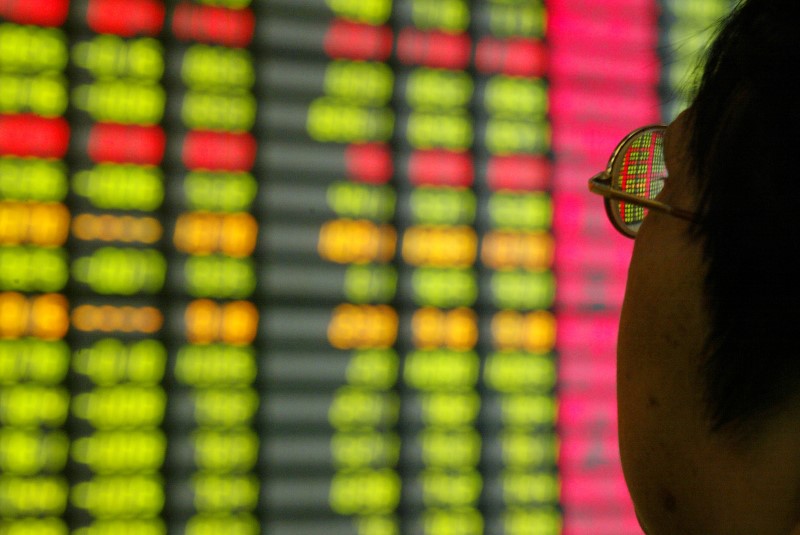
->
[[616, 110, 800, 535]]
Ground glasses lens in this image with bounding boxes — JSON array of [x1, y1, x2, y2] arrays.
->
[[610, 128, 667, 233]]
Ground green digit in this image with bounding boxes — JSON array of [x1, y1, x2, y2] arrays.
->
[[407, 69, 473, 109], [492, 270, 555, 310], [490, 193, 552, 230], [127, 339, 167, 384], [325, 61, 394, 105], [128, 38, 164, 81], [33, 247, 69, 292], [412, 0, 470, 31], [344, 264, 397, 303], [30, 75, 68, 117], [185, 255, 256, 298]]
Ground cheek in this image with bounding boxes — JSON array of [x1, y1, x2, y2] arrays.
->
[[617, 289, 687, 534], [616, 219, 712, 533], [617, 270, 665, 472], [617, 244, 668, 502]]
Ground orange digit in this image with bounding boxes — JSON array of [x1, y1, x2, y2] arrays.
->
[[29, 203, 70, 246], [222, 213, 258, 257], [426, 228, 444, 265], [445, 308, 478, 350], [133, 216, 163, 244], [71, 305, 94, 332], [481, 231, 509, 269], [351, 220, 373, 263], [491, 310, 524, 350], [454, 227, 477, 266], [103, 305, 124, 332], [523, 311, 556, 353], [329, 303, 362, 349], [369, 305, 398, 347], [402, 226, 428, 266], [522, 232, 554, 270], [175, 212, 219, 255], [186, 299, 220, 344], [377, 225, 397, 263], [0, 202, 28, 245], [412, 307, 445, 349], [133, 306, 163, 334], [30, 294, 69, 340], [222, 300, 258, 345], [0, 292, 29, 338], [319, 220, 354, 263], [329, 304, 398, 349]]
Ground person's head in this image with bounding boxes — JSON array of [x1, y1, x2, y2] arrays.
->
[[612, 0, 800, 533]]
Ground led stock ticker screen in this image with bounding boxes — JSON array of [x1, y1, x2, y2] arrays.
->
[[0, 0, 710, 533]]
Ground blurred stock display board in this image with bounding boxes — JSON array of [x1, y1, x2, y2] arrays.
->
[[0, 0, 732, 534]]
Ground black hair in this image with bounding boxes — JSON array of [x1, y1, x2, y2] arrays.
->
[[689, 0, 800, 433]]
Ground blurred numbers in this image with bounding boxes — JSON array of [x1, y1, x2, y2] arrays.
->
[[0, 1, 737, 534], [66, 1, 169, 533], [394, 1, 485, 533], [549, 0, 659, 532], [168, 1, 260, 533], [474, 1, 561, 533], [311, 1, 400, 533], [0, 2, 70, 534]]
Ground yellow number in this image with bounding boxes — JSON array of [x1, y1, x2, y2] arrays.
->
[[73, 81, 165, 124], [421, 470, 482, 507], [330, 431, 400, 469], [192, 474, 259, 512], [71, 430, 166, 473], [308, 97, 394, 143], [72, 386, 165, 429], [193, 429, 258, 472], [423, 508, 483, 535], [502, 471, 559, 505], [485, 119, 550, 155], [345, 349, 399, 389], [501, 394, 556, 427], [420, 391, 480, 426], [0, 429, 67, 475], [484, 351, 555, 393], [326, 0, 392, 24], [329, 386, 399, 429], [406, 68, 473, 109], [501, 431, 557, 468], [412, 0, 470, 31], [72, 475, 164, 516], [325, 60, 394, 105], [0, 24, 67, 72], [420, 428, 481, 468], [193, 387, 258, 427], [329, 469, 401, 514], [406, 111, 472, 150], [404, 349, 479, 390], [175, 344, 257, 386], [504, 508, 562, 535], [181, 90, 256, 131], [0, 475, 68, 515], [485, 76, 547, 117]]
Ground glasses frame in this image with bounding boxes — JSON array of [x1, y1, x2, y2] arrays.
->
[[588, 124, 697, 238]]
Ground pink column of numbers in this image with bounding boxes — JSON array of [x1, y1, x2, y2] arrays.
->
[[550, 0, 661, 533]]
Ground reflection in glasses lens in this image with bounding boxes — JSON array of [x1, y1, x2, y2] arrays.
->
[[610, 128, 667, 233]]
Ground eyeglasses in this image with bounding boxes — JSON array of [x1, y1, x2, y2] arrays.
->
[[588, 124, 697, 238]]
